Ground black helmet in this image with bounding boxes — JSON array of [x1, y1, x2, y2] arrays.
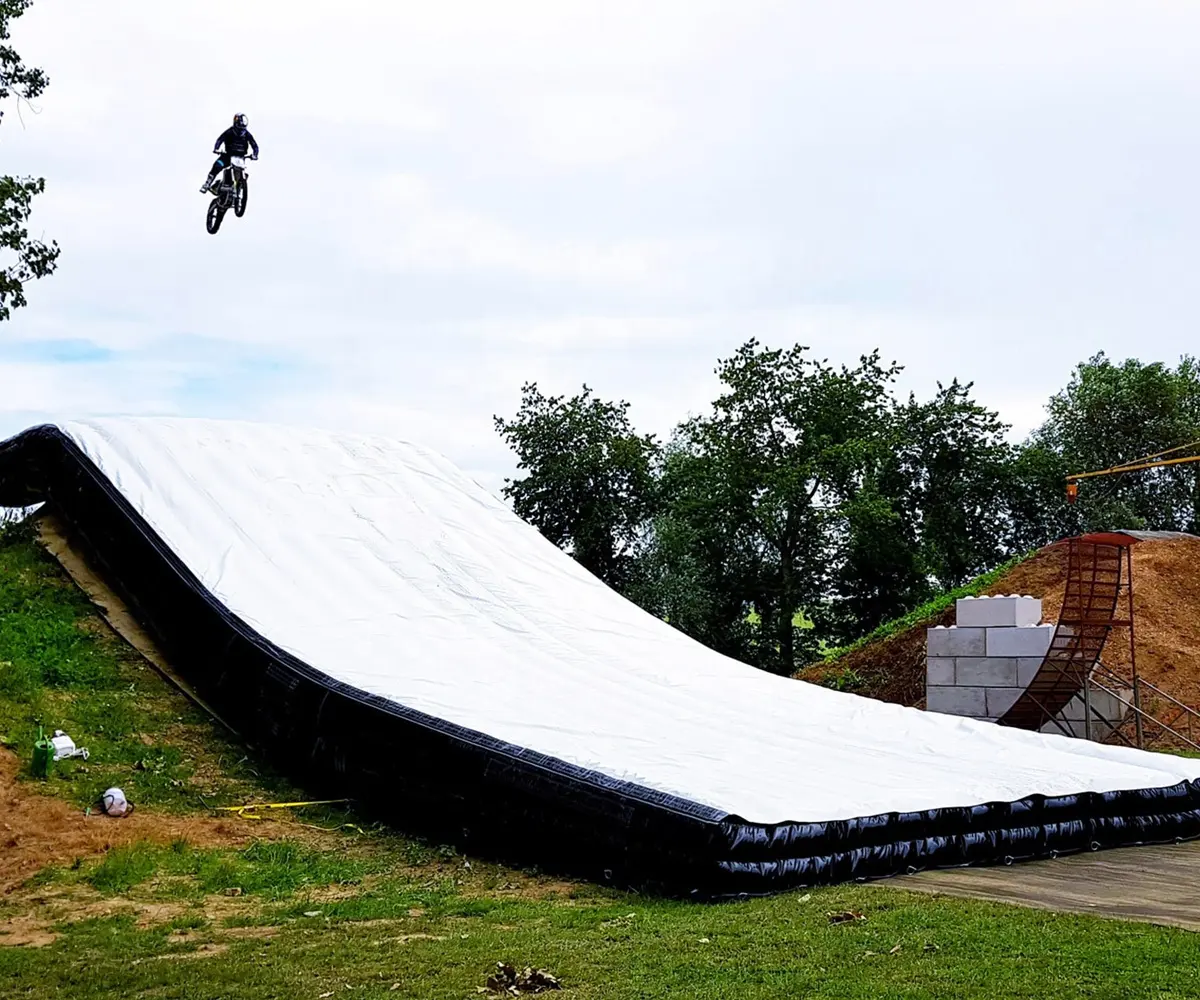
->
[[233, 112, 248, 128]]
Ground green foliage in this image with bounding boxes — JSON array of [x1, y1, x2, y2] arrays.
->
[[626, 441, 760, 662], [495, 345, 1200, 670], [497, 343, 1043, 670], [1003, 440, 1072, 552], [639, 341, 903, 673], [893, 380, 1018, 587], [0, 2, 48, 107], [1027, 352, 1200, 535], [86, 843, 160, 894], [0, 526, 129, 706], [626, 345, 1029, 664], [1, 1, 59, 321], [820, 551, 1032, 664], [825, 381, 1021, 642], [494, 383, 660, 589], [76, 838, 375, 900], [818, 666, 865, 692]]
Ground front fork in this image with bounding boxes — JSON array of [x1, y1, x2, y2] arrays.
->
[[213, 166, 242, 203]]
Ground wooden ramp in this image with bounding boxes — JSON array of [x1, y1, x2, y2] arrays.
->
[[999, 532, 1134, 731], [33, 509, 237, 734], [897, 842, 1200, 931]]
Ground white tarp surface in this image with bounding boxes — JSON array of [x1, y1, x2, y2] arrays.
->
[[54, 417, 1200, 824]]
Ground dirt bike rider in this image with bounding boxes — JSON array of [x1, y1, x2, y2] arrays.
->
[[200, 113, 259, 193]]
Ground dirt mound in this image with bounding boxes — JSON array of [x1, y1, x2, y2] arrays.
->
[[1109, 536, 1200, 706], [0, 748, 267, 895], [802, 535, 1200, 711]]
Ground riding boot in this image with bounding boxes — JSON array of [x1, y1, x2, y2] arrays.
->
[[200, 174, 216, 193]]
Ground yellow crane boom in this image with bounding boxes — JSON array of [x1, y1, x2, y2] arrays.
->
[[1066, 440, 1200, 502]]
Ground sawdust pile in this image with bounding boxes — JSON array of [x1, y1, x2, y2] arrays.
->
[[799, 535, 1200, 711]]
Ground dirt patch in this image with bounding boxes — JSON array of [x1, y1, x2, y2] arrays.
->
[[467, 878, 583, 902], [133, 902, 189, 928], [1108, 537, 1200, 707], [369, 933, 448, 945], [0, 886, 268, 948], [799, 536, 1200, 712], [301, 879, 381, 903], [150, 942, 229, 960], [0, 916, 59, 947], [219, 925, 277, 939], [0, 746, 272, 896]]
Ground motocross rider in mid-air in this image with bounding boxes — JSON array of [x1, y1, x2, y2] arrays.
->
[[200, 113, 259, 193]]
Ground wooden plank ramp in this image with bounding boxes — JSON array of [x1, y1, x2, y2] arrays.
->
[[898, 842, 1200, 930], [33, 510, 238, 735]]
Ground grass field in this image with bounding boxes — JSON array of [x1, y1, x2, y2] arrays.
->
[[8, 849, 1200, 1000], [3, 519, 1200, 999]]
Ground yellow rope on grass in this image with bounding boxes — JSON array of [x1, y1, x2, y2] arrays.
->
[[213, 798, 352, 817]]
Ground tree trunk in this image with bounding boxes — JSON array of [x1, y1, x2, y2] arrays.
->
[[777, 508, 799, 675], [778, 551, 795, 675]]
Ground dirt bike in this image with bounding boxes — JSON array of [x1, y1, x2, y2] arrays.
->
[[205, 153, 254, 235]]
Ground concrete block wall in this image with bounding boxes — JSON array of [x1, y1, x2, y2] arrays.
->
[[1040, 686, 1131, 741], [925, 595, 1127, 740], [954, 595, 1042, 628], [926, 595, 1054, 724]]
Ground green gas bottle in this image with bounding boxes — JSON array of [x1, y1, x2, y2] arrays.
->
[[31, 725, 53, 779]]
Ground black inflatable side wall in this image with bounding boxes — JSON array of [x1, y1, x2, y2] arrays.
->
[[3, 424, 1200, 898]]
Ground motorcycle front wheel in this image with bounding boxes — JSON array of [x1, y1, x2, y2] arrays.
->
[[234, 177, 248, 218], [206, 198, 225, 235]]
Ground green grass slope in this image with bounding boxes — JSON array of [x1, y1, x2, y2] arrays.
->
[[797, 550, 1046, 704], [819, 553, 1033, 667], [0, 517, 286, 809]]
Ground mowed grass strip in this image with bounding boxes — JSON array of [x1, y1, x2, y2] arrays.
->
[[46, 837, 382, 901], [4, 872, 1200, 1000]]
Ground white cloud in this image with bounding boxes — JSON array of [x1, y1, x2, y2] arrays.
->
[[346, 172, 678, 286], [516, 92, 678, 168], [2, 0, 1199, 482]]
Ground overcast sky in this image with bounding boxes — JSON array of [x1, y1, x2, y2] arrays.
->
[[2, 0, 1198, 489]]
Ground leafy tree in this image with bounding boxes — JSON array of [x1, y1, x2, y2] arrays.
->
[[629, 441, 764, 662], [893, 381, 1016, 587], [1028, 353, 1200, 533], [1002, 441, 1074, 551], [825, 381, 1015, 640], [493, 383, 660, 589], [828, 483, 925, 643], [1, 0, 59, 321], [496, 346, 1200, 672], [647, 340, 901, 673]]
